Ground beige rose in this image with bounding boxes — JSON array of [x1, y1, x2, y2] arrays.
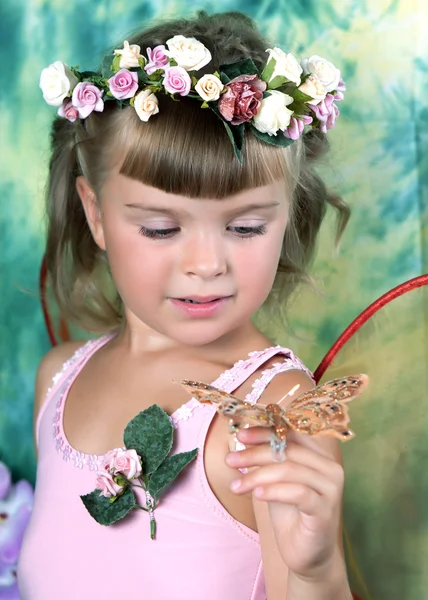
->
[[298, 74, 327, 105], [195, 74, 224, 102], [301, 55, 341, 93], [39, 61, 78, 107], [114, 40, 143, 69], [253, 90, 294, 136], [265, 48, 302, 86], [165, 35, 211, 71], [134, 89, 159, 122]]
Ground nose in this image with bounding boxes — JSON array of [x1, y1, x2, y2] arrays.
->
[[180, 231, 227, 279]]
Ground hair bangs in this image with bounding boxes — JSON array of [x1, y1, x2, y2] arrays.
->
[[115, 99, 291, 199]]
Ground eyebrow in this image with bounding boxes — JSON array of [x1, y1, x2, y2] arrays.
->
[[125, 201, 281, 216]]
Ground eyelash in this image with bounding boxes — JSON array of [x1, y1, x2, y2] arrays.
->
[[138, 225, 267, 239]]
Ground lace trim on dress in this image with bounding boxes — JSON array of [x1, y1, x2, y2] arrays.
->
[[51, 341, 311, 470], [244, 350, 314, 405]]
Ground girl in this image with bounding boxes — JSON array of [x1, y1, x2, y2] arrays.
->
[[19, 11, 353, 600]]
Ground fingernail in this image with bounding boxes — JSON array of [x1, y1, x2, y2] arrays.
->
[[254, 486, 264, 498], [230, 479, 241, 491]]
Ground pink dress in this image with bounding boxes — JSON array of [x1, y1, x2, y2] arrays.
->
[[18, 335, 312, 599]]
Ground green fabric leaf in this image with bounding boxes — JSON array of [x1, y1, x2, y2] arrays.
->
[[101, 54, 115, 79], [124, 405, 173, 475], [80, 487, 137, 526], [249, 125, 295, 148], [268, 75, 288, 90], [261, 57, 276, 83], [111, 54, 121, 73], [148, 449, 198, 502], [289, 88, 314, 103], [220, 58, 259, 82]]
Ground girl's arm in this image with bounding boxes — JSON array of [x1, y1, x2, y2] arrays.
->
[[226, 369, 353, 600]]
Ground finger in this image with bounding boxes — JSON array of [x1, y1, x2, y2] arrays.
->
[[230, 461, 341, 500], [236, 427, 340, 462], [252, 483, 324, 515], [227, 440, 345, 481]]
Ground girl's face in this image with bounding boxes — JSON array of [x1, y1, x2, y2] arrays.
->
[[79, 173, 289, 346]]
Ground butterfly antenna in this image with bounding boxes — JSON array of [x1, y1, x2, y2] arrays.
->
[[277, 384, 300, 406]]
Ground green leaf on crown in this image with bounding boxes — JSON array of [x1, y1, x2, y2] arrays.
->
[[261, 57, 276, 83], [80, 487, 137, 526], [148, 449, 198, 503], [288, 88, 314, 103], [124, 405, 173, 475], [101, 54, 115, 79], [138, 57, 146, 70], [220, 58, 260, 83], [249, 125, 294, 148], [111, 54, 122, 73], [267, 75, 288, 90]]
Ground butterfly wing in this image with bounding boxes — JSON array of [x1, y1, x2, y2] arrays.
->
[[281, 374, 369, 441], [180, 379, 273, 429]]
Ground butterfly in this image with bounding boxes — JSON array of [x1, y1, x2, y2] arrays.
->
[[180, 374, 369, 443]]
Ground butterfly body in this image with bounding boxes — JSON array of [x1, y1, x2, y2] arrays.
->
[[181, 374, 369, 442]]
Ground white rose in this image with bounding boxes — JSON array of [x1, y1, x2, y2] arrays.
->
[[301, 55, 340, 93], [298, 74, 327, 105], [265, 48, 302, 86], [253, 90, 294, 136], [114, 40, 143, 69], [134, 89, 159, 122], [195, 74, 224, 102], [39, 61, 78, 107], [165, 35, 212, 71]]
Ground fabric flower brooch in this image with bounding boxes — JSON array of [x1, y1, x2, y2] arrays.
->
[[40, 35, 346, 162], [81, 405, 197, 539]]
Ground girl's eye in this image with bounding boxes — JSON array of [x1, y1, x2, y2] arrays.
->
[[138, 226, 180, 239], [228, 225, 267, 238]]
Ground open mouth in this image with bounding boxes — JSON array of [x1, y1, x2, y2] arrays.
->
[[179, 298, 221, 304]]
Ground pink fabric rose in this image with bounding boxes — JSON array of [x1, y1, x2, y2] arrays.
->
[[72, 82, 104, 118], [57, 99, 79, 122], [108, 69, 139, 100], [145, 45, 169, 75], [308, 94, 340, 133], [284, 114, 313, 140], [103, 448, 142, 480], [95, 471, 124, 498], [333, 78, 346, 102], [218, 75, 266, 126], [163, 66, 191, 96]]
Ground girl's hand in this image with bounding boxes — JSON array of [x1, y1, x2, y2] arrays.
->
[[225, 426, 345, 580]]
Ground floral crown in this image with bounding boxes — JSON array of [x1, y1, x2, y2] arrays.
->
[[40, 36, 346, 162]]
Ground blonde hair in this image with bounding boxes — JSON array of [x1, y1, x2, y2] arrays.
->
[[45, 11, 349, 332]]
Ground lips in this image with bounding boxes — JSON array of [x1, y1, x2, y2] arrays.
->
[[175, 296, 230, 304]]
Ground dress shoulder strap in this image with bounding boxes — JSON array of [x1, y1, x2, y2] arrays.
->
[[212, 345, 313, 402], [35, 335, 114, 447]]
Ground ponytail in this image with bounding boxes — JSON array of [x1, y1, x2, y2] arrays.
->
[[45, 117, 122, 332]]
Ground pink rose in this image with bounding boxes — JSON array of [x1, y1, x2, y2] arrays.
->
[[218, 75, 266, 126], [163, 66, 191, 96], [72, 82, 104, 118], [95, 471, 124, 498], [145, 45, 169, 75], [333, 78, 346, 102], [57, 99, 79, 122], [284, 114, 313, 140], [108, 69, 139, 100], [308, 94, 339, 133], [103, 448, 142, 480]]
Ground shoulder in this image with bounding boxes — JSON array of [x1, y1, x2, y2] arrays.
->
[[34, 340, 87, 422]]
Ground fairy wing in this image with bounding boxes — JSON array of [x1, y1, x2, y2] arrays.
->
[[180, 379, 273, 428], [311, 276, 428, 600], [282, 374, 369, 441]]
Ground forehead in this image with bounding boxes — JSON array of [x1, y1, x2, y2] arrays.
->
[[102, 173, 288, 211]]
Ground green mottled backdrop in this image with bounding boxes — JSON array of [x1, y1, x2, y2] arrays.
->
[[1, 1, 427, 598]]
